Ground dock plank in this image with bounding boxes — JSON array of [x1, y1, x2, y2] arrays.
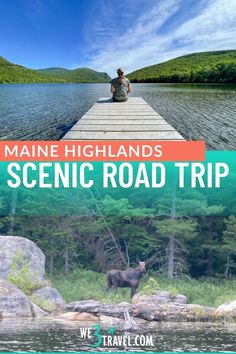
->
[[87, 106, 157, 109], [70, 124, 175, 131], [77, 119, 168, 125], [62, 97, 184, 141], [83, 112, 161, 116], [62, 131, 184, 140], [88, 105, 156, 109], [88, 105, 156, 113], [80, 115, 164, 120], [97, 97, 146, 103]]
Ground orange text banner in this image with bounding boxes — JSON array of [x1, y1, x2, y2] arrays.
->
[[0, 141, 205, 161]]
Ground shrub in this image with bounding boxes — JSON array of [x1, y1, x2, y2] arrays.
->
[[140, 277, 160, 294], [7, 250, 47, 295]]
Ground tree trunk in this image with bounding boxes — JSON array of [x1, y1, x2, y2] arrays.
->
[[64, 250, 69, 275], [8, 190, 18, 234], [224, 253, 231, 279], [49, 238, 54, 274], [206, 250, 214, 276], [88, 189, 128, 267], [206, 221, 214, 276], [167, 187, 176, 279], [49, 255, 54, 274], [167, 236, 175, 279]]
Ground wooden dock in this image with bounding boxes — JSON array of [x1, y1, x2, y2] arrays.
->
[[62, 97, 184, 140]]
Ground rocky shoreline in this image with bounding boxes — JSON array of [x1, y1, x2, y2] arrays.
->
[[60, 291, 225, 327], [0, 236, 236, 327], [1, 279, 235, 327]]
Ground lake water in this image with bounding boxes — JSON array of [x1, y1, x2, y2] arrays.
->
[[0, 83, 235, 149], [0, 319, 236, 352]]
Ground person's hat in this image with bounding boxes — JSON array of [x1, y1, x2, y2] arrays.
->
[[117, 67, 124, 74]]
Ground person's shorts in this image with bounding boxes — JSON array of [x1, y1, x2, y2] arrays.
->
[[113, 96, 128, 102]]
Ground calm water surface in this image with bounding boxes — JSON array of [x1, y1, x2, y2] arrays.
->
[[0, 320, 236, 352], [0, 83, 236, 149]]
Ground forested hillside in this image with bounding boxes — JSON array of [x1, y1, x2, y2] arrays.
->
[[0, 56, 111, 83], [37, 67, 111, 83], [1, 186, 236, 281], [0, 56, 63, 84], [1, 51, 235, 84], [127, 50, 236, 83]]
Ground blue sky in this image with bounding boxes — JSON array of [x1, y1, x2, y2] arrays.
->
[[0, 0, 235, 75]]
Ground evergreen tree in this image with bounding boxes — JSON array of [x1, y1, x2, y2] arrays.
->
[[222, 216, 236, 278]]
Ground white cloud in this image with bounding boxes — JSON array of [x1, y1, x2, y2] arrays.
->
[[86, 0, 236, 75], [86, 0, 182, 74]]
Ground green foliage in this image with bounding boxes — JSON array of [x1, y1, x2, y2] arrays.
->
[[3, 50, 236, 84], [0, 56, 63, 84], [223, 216, 236, 250], [222, 216, 236, 277], [51, 268, 154, 303], [127, 50, 236, 83], [50, 268, 131, 303], [157, 275, 236, 307], [0, 56, 111, 84], [151, 217, 198, 277], [7, 250, 45, 295], [100, 195, 154, 219], [50, 267, 236, 307], [0, 181, 235, 279], [153, 218, 198, 240], [29, 296, 55, 312], [37, 67, 111, 83], [140, 276, 160, 294]]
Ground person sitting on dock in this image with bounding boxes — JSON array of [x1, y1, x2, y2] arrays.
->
[[111, 68, 132, 102]]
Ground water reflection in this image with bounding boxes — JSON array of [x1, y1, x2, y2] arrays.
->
[[0, 319, 236, 352], [0, 83, 235, 149]]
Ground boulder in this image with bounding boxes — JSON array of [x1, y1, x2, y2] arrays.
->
[[59, 312, 144, 330], [63, 292, 217, 323], [99, 314, 148, 328], [60, 311, 99, 321], [32, 303, 48, 318], [0, 280, 35, 318], [0, 236, 45, 281], [215, 300, 236, 318], [59, 312, 142, 330], [99, 315, 127, 328], [132, 302, 215, 322], [31, 286, 65, 312], [175, 294, 188, 304], [65, 299, 101, 312], [65, 300, 131, 318], [132, 290, 187, 306], [132, 291, 215, 322]]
